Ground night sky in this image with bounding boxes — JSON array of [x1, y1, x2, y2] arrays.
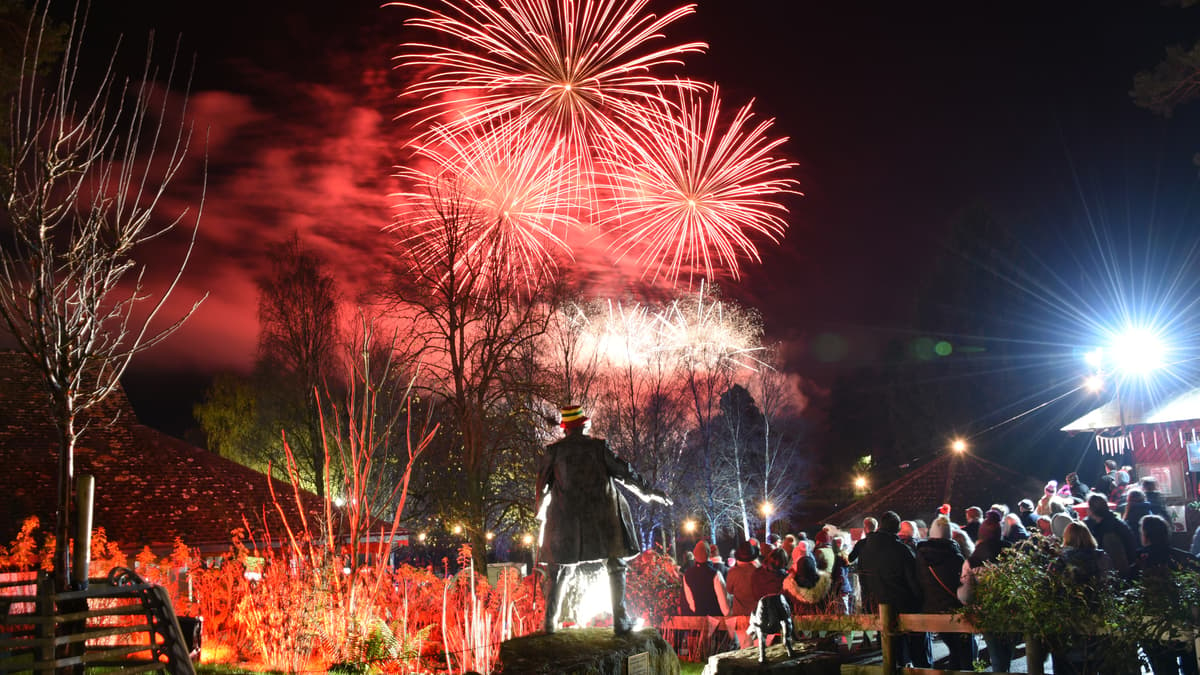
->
[[70, 1, 1200, 479]]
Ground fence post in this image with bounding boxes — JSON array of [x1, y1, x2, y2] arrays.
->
[[879, 604, 897, 675], [1024, 632, 1044, 675], [34, 572, 55, 675]]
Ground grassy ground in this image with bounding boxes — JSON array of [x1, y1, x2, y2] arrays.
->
[[680, 661, 706, 674]]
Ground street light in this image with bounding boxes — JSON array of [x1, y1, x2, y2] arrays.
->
[[951, 438, 967, 454], [682, 519, 697, 534], [1108, 328, 1166, 376], [1084, 326, 1170, 472], [417, 532, 427, 543], [452, 524, 463, 535], [853, 476, 868, 490], [521, 533, 534, 546], [760, 502, 774, 517]]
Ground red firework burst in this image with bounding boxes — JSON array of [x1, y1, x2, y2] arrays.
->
[[392, 121, 582, 291], [595, 86, 800, 285], [392, 0, 706, 167]]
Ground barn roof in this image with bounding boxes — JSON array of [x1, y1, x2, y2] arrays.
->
[[820, 452, 1046, 530], [0, 351, 324, 552]]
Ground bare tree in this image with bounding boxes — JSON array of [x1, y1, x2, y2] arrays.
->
[[0, 4, 203, 589], [317, 312, 435, 571], [388, 178, 551, 573], [746, 350, 809, 538], [257, 233, 342, 498], [665, 284, 764, 542]]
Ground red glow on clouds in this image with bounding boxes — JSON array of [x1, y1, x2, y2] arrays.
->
[[122, 0, 801, 375]]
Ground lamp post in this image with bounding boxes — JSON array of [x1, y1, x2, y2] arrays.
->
[[679, 518, 697, 561]]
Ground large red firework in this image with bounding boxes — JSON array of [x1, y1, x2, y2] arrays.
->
[[595, 86, 799, 285], [392, 121, 582, 292], [392, 0, 705, 167]]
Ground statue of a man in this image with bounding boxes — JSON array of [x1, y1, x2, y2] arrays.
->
[[536, 404, 671, 634]]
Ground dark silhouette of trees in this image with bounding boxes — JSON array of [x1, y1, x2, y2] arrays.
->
[[256, 233, 343, 499]]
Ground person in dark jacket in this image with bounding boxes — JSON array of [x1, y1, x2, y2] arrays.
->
[[752, 547, 790, 601], [1048, 522, 1115, 675], [849, 517, 880, 613], [1017, 499, 1039, 530], [1065, 472, 1089, 502], [537, 405, 671, 634], [1122, 488, 1156, 546], [1084, 494, 1137, 578], [857, 511, 928, 667], [962, 506, 982, 541], [1131, 515, 1200, 675], [960, 509, 1014, 672], [1142, 477, 1169, 514], [915, 516, 975, 670], [1001, 513, 1030, 544], [682, 539, 730, 617]]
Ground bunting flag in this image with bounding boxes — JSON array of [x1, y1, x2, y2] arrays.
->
[[1096, 434, 1128, 456]]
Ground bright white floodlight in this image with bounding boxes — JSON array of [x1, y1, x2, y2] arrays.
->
[[1109, 328, 1166, 375]]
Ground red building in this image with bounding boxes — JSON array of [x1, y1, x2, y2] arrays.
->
[[1062, 387, 1200, 523]]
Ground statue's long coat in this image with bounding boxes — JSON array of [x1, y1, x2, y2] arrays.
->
[[536, 429, 654, 565]]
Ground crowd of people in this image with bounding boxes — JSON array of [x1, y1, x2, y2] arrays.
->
[[677, 460, 1200, 674]]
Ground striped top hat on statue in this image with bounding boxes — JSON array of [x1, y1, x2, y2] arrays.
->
[[559, 405, 589, 429]]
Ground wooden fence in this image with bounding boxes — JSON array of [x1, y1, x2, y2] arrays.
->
[[0, 567, 195, 674], [666, 605, 1156, 675]]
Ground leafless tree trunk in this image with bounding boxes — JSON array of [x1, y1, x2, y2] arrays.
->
[[388, 177, 551, 573], [257, 232, 343, 499], [0, 4, 204, 591]]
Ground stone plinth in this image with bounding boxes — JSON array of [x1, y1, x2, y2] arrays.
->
[[497, 627, 679, 674], [701, 644, 840, 675]]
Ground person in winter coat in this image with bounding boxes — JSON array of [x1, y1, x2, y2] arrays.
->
[[915, 516, 975, 670], [1001, 513, 1030, 544], [1084, 494, 1138, 578], [849, 518, 881, 613], [1047, 522, 1115, 675], [813, 529, 836, 574], [856, 511, 928, 667], [752, 547, 790, 601], [537, 405, 671, 634], [1122, 488, 1157, 546], [682, 540, 731, 618], [1065, 472, 1089, 502], [1017, 499, 1039, 530], [1142, 477, 1169, 514], [1131, 515, 1200, 675], [962, 507, 983, 541], [727, 542, 762, 617], [830, 536, 854, 614], [959, 509, 1014, 672], [783, 539, 830, 614]]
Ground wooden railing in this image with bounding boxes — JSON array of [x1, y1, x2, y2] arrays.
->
[[665, 606, 1053, 674], [0, 567, 195, 674]]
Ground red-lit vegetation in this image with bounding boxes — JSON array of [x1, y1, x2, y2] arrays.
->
[[0, 517, 687, 673]]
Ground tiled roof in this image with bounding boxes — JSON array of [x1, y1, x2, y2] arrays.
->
[[821, 453, 1046, 530], [0, 351, 323, 552]]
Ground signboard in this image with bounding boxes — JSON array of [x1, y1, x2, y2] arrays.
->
[[1187, 441, 1200, 472], [627, 651, 649, 675], [1139, 462, 1185, 498]]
